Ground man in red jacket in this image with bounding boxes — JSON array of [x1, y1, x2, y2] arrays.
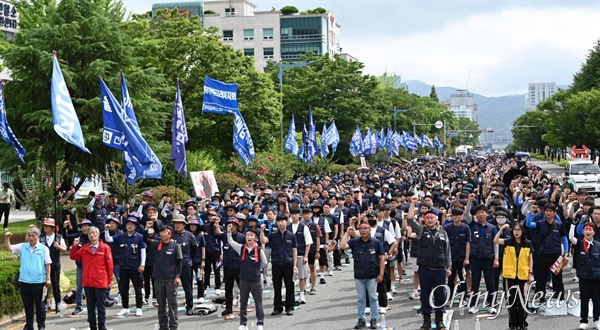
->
[[70, 226, 113, 330]]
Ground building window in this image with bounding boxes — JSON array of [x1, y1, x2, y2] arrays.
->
[[225, 7, 235, 16], [263, 47, 274, 59], [243, 29, 254, 40], [244, 48, 254, 56], [263, 28, 274, 39], [223, 30, 233, 41]]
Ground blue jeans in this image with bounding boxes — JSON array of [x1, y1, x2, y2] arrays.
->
[[355, 278, 378, 321], [76, 266, 83, 309]]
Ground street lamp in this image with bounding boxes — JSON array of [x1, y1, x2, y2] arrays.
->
[[275, 61, 313, 153], [390, 108, 410, 132]]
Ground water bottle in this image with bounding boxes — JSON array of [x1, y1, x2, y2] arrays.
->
[[250, 321, 255, 329], [459, 304, 464, 316], [454, 320, 459, 330], [475, 317, 481, 330], [215, 305, 222, 318], [380, 313, 387, 328]]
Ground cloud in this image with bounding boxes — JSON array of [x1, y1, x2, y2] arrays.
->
[[344, 6, 600, 96]]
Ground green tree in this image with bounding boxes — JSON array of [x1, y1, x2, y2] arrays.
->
[[280, 6, 299, 15], [511, 110, 548, 151], [571, 39, 600, 93], [1, 0, 169, 187], [124, 9, 281, 171], [429, 85, 439, 102], [203, 10, 216, 14]]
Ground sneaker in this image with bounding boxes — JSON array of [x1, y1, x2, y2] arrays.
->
[[117, 308, 130, 317], [579, 323, 588, 329], [489, 307, 497, 314], [387, 292, 393, 301], [369, 319, 378, 329], [216, 289, 222, 295], [222, 309, 233, 316], [346, 257, 350, 264], [309, 288, 317, 295], [4, 228, 7, 231], [198, 297, 205, 304], [365, 307, 370, 314], [355, 318, 367, 329], [286, 310, 294, 316], [596, 320, 600, 330], [238, 326, 249, 330], [469, 306, 478, 314], [574, 275, 580, 283], [409, 292, 419, 300], [143, 298, 149, 305], [299, 296, 306, 304], [257, 326, 264, 330], [319, 278, 326, 284], [135, 308, 143, 316], [271, 309, 282, 316], [391, 286, 397, 294], [334, 266, 342, 271], [71, 308, 84, 316], [379, 307, 386, 314]]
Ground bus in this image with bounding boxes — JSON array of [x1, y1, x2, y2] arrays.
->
[[455, 145, 473, 157]]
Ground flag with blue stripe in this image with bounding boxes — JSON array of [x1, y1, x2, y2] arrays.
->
[[171, 80, 188, 177], [0, 82, 26, 163], [320, 122, 329, 158], [284, 115, 299, 155]]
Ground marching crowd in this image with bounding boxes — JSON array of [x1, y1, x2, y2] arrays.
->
[[6, 153, 600, 330]]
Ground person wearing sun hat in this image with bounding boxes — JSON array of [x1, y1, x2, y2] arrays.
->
[[88, 195, 109, 238], [212, 217, 246, 316], [39, 217, 67, 314], [105, 217, 147, 317], [170, 214, 198, 316]]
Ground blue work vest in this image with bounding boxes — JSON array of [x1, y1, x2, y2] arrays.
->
[[115, 232, 144, 270], [470, 222, 495, 259]]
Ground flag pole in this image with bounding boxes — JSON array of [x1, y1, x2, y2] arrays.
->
[[52, 51, 58, 226]]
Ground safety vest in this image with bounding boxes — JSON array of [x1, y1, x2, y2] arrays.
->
[[240, 245, 262, 282], [470, 222, 495, 259], [502, 244, 531, 280]]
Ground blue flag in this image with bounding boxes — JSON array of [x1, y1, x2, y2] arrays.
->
[[385, 127, 393, 151], [0, 83, 26, 163], [370, 127, 378, 155], [350, 126, 363, 157], [378, 127, 386, 150], [202, 77, 239, 115], [284, 115, 299, 155], [422, 134, 434, 148], [233, 110, 255, 166], [362, 128, 371, 156], [308, 107, 319, 159], [320, 122, 329, 158], [434, 135, 443, 149], [120, 74, 162, 181], [51, 54, 90, 154], [171, 80, 188, 177], [325, 121, 340, 152], [300, 121, 309, 163], [405, 132, 418, 151]]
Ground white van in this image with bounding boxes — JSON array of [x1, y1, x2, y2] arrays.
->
[[566, 159, 600, 195]]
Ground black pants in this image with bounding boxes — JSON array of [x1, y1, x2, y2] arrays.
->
[[493, 259, 503, 292], [506, 278, 528, 329], [143, 265, 155, 300], [224, 268, 240, 311], [180, 266, 193, 310], [448, 259, 466, 295], [419, 267, 447, 315], [333, 248, 342, 267], [192, 264, 205, 298], [20, 282, 46, 330], [469, 258, 495, 307], [579, 278, 600, 323], [84, 287, 106, 329], [119, 268, 143, 309], [533, 254, 564, 299], [272, 264, 294, 312], [204, 252, 221, 289], [46, 267, 61, 308], [0, 203, 9, 228]]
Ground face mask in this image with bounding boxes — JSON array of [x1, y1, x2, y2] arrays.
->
[[496, 217, 507, 225], [368, 220, 377, 226]]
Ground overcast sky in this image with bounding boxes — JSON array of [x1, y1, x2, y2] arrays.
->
[[122, 0, 600, 97]]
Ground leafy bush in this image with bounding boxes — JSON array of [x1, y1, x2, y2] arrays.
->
[[228, 147, 296, 184], [346, 164, 361, 172], [280, 5, 299, 15], [0, 250, 17, 261], [150, 185, 188, 204], [0, 260, 23, 318], [203, 10, 216, 14], [329, 164, 349, 175], [214, 172, 248, 194], [102, 161, 143, 203]]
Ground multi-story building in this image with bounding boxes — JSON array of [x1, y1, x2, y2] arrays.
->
[[152, 0, 343, 72], [526, 82, 556, 111], [444, 89, 478, 122]]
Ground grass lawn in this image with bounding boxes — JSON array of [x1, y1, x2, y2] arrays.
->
[[6, 219, 37, 235], [64, 269, 77, 291]]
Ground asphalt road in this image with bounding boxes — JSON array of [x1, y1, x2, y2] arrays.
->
[[2, 158, 590, 330]]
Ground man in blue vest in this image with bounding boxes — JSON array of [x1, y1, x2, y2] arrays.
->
[[212, 217, 245, 316], [39, 218, 67, 314], [406, 209, 452, 330], [287, 207, 313, 304], [6, 227, 52, 330], [203, 211, 223, 296], [526, 202, 569, 302], [302, 207, 322, 294], [312, 204, 331, 284], [105, 217, 146, 317], [260, 214, 298, 316], [340, 222, 385, 329], [170, 214, 198, 315], [443, 207, 471, 298], [261, 209, 278, 286], [464, 202, 499, 314]]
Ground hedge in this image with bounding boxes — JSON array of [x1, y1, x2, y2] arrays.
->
[[0, 260, 23, 318]]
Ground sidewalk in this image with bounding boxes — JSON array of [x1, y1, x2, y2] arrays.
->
[[6, 208, 35, 224]]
